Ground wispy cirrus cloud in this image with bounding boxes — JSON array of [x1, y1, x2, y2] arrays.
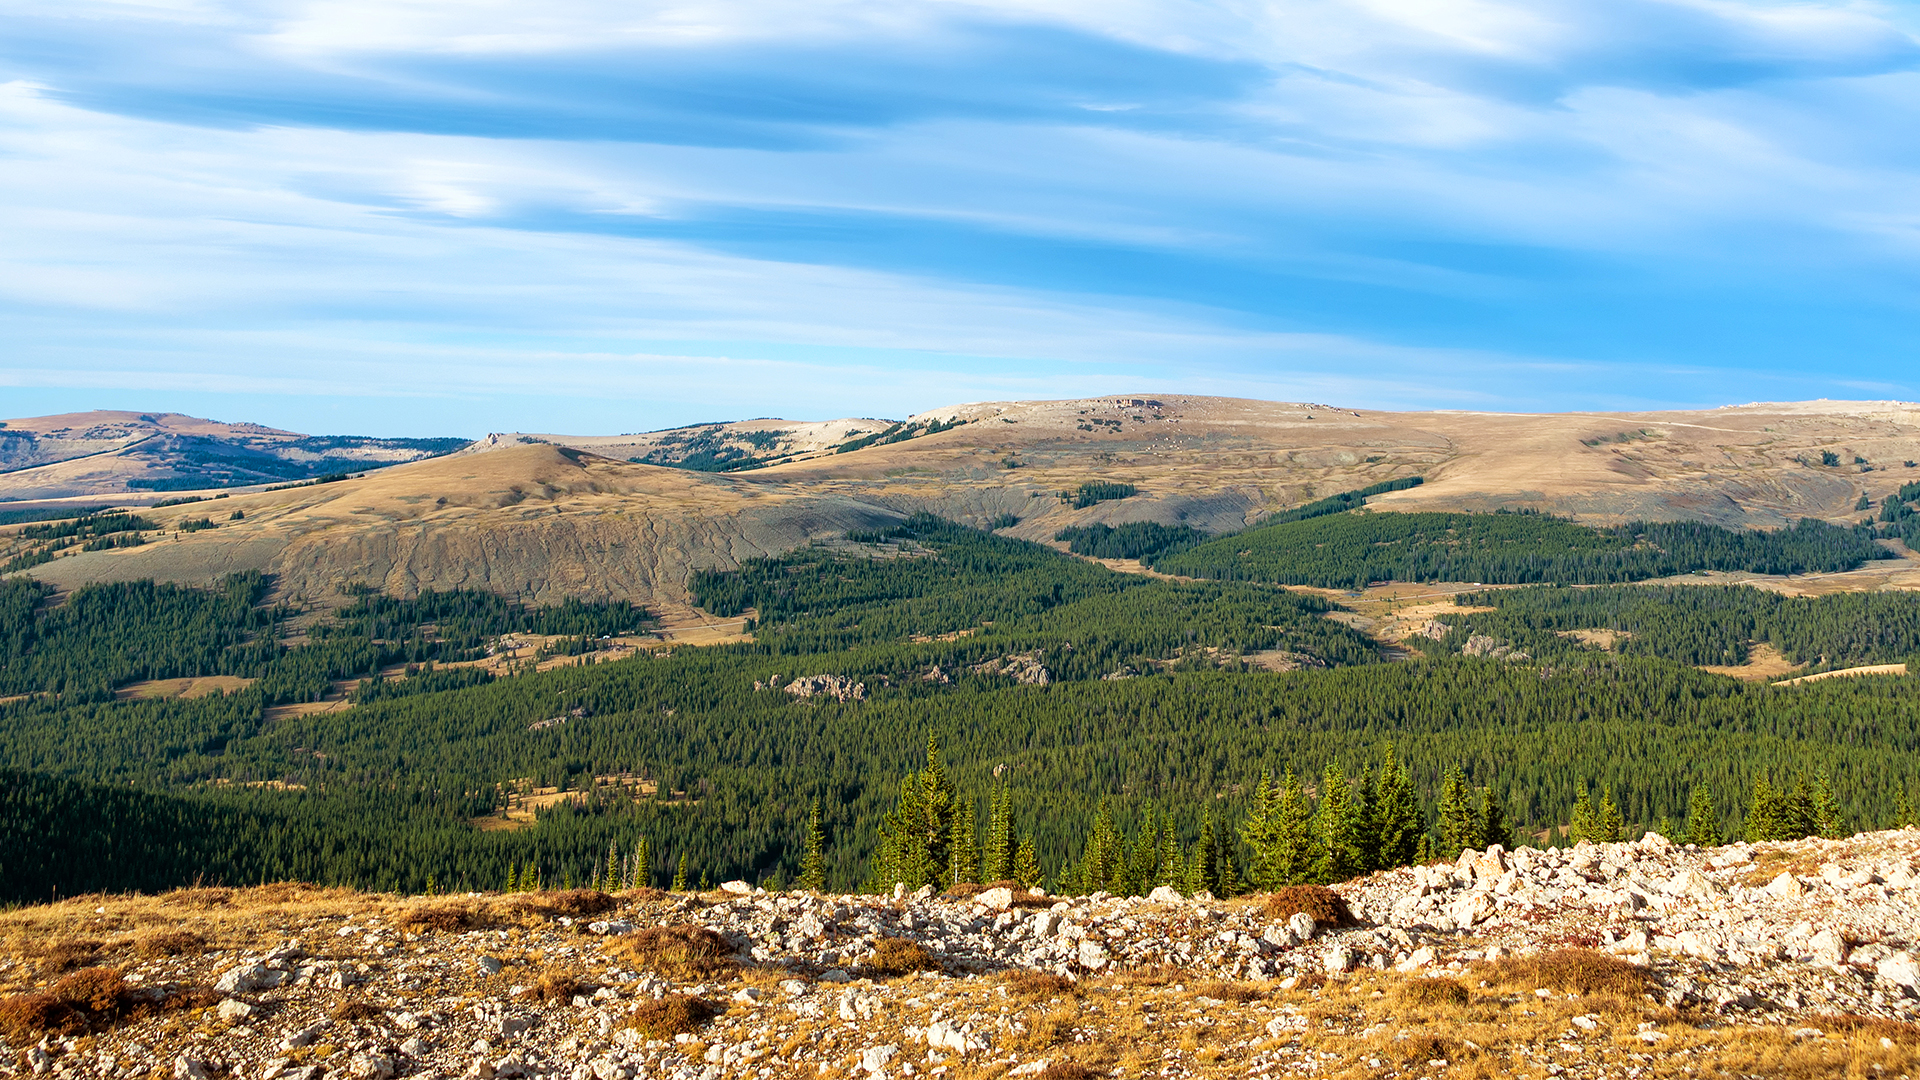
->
[[1, 0, 1918, 434]]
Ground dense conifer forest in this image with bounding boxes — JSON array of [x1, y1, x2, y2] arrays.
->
[[2, 510, 1917, 904]]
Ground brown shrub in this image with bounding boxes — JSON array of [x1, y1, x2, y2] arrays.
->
[[514, 889, 618, 918], [155, 987, 221, 1015], [1391, 1031, 1460, 1065], [1481, 949, 1653, 997], [330, 1000, 385, 1022], [53, 968, 130, 1015], [1037, 1062, 1100, 1080], [166, 887, 235, 908], [1192, 980, 1264, 1004], [397, 903, 491, 934], [135, 930, 206, 959], [621, 994, 719, 1039], [867, 937, 939, 977], [1004, 970, 1077, 1000], [530, 969, 589, 1003], [34, 939, 103, 972], [0, 994, 85, 1037], [623, 887, 669, 903], [1260, 885, 1357, 928], [615, 926, 738, 979], [1393, 978, 1470, 1009]]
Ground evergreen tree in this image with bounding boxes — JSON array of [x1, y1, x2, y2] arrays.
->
[[632, 835, 650, 889], [1155, 819, 1182, 888], [948, 795, 979, 887], [1812, 771, 1843, 840], [1597, 792, 1624, 843], [1125, 802, 1159, 896], [1684, 787, 1720, 847], [1436, 765, 1477, 858], [1071, 799, 1122, 894], [1239, 769, 1285, 891], [1369, 743, 1422, 870], [1013, 834, 1043, 891], [799, 799, 828, 892], [1314, 762, 1365, 884], [672, 853, 689, 892], [1274, 770, 1320, 886], [920, 735, 957, 889], [1183, 812, 1216, 896], [1567, 790, 1597, 845], [870, 772, 931, 891], [1478, 783, 1510, 850], [1896, 788, 1917, 830], [603, 843, 619, 893], [982, 771, 1014, 882]]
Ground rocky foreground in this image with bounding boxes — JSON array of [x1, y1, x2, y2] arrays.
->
[[5, 830, 1920, 1080]]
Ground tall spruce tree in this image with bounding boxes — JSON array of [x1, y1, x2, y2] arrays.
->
[[920, 736, 957, 889], [1274, 770, 1320, 886], [1597, 792, 1624, 843], [1239, 769, 1286, 891], [799, 799, 828, 892], [1568, 790, 1597, 845], [1436, 766, 1478, 858], [1314, 762, 1366, 884], [1478, 783, 1510, 850], [1369, 743, 1422, 870], [672, 853, 688, 892], [1684, 787, 1720, 847], [1812, 771, 1843, 839], [1156, 819, 1182, 888], [948, 796, 979, 887], [1013, 834, 1043, 890], [983, 771, 1015, 883]]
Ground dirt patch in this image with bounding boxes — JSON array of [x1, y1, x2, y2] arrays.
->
[[1561, 628, 1633, 650], [1700, 641, 1802, 681], [1778, 663, 1909, 686], [115, 675, 255, 701]]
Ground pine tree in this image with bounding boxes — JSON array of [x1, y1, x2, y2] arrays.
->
[[1274, 770, 1320, 886], [1436, 766, 1477, 858], [1568, 790, 1596, 844], [800, 799, 828, 892], [1239, 769, 1285, 891], [919, 736, 957, 889], [1684, 787, 1720, 847], [1013, 834, 1043, 891], [1184, 812, 1217, 896], [1155, 819, 1182, 888], [604, 842, 619, 893], [1597, 793, 1623, 843], [504, 861, 517, 893], [1314, 762, 1365, 884], [869, 772, 931, 891], [1351, 765, 1378, 871], [1123, 803, 1159, 896], [1073, 800, 1121, 894], [1812, 771, 1843, 839], [948, 795, 979, 888], [1369, 743, 1422, 870], [1896, 787, 1916, 829], [632, 835, 650, 889], [1478, 783, 1510, 850], [983, 771, 1015, 883], [672, 853, 689, 892]]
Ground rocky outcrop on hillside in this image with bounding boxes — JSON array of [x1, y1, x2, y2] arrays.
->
[[5, 831, 1918, 1080]]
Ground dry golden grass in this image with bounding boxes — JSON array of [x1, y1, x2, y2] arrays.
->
[[1478, 947, 1654, 998], [1391, 976, 1470, 1009], [1191, 980, 1265, 1003], [32, 938, 105, 973], [528, 968, 589, 1003], [510, 888, 618, 919], [867, 937, 940, 977], [620, 994, 720, 1039], [1003, 970, 1078, 1001], [134, 930, 205, 959], [1036, 1062, 1101, 1080], [613, 925, 738, 980]]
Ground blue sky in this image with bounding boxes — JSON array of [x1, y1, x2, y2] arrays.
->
[[2, 0, 1918, 436]]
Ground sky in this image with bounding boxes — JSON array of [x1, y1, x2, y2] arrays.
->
[[2, 0, 1918, 437]]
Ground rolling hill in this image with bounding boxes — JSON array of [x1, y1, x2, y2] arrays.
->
[[7, 395, 1920, 608]]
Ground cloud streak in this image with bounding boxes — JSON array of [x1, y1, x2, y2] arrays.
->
[[1, 0, 1918, 434]]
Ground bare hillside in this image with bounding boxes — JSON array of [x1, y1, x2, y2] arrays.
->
[[12, 396, 1920, 608], [0, 411, 466, 502]]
